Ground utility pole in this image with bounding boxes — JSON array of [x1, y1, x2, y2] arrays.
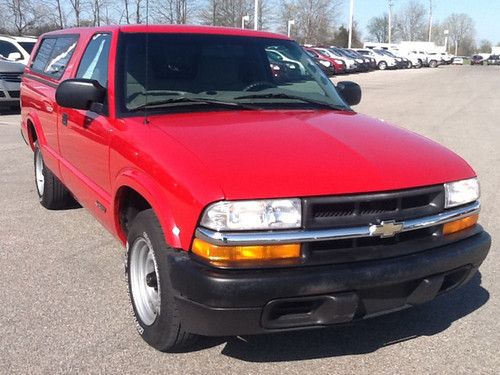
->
[[428, 0, 433, 42], [287, 19, 295, 38], [388, 0, 394, 44], [254, 0, 259, 30], [242, 15, 250, 29], [348, 0, 354, 48], [444, 29, 449, 52]]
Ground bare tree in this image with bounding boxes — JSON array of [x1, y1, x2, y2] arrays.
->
[[478, 39, 492, 53], [277, 0, 341, 45], [90, 0, 109, 26], [200, 0, 252, 28], [367, 13, 397, 43], [152, 0, 192, 24], [68, 0, 82, 27], [444, 13, 475, 54], [395, 0, 427, 41], [3, 0, 37, 34]]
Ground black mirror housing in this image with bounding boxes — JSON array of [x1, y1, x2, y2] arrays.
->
[[56, 79, 106, 111], [337, 81, 362, 106]]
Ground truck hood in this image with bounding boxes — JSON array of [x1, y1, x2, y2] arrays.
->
[[149, 110, 475, 200]]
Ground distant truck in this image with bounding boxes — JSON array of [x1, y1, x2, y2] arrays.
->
[[0, 58, 24, 111]]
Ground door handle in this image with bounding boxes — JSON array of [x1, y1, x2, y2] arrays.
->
[[62, 113, 68, 126]]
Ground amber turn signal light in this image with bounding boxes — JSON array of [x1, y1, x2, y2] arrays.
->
[[191, 238, 301, 263], [443, 214, 479, 235]]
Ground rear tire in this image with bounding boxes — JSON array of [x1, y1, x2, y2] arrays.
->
[[126, 209, 198, 352], [34, 141, 73, 209], [429, 60, 438, 68]]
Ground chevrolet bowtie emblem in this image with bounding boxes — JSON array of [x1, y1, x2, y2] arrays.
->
[[369, 220, 404, 238]]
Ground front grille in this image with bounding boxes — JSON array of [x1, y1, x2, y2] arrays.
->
[[301, 185, 447, 265], [303, 185, 444, 229], [8, 91, 20, 98], [0, 72, 22, 82]]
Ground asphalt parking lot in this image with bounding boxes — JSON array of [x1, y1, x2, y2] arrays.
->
[[1, 65, 498, 374]]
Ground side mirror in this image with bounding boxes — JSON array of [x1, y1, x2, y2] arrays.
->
[[336, 81, 362, 106], [56, 79, 106, 111], [8, 52, 22, 61]]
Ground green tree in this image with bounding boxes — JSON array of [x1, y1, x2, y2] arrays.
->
[[478, 39, 492, 53]]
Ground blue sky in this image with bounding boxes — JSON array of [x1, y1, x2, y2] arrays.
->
[[341, 0, 500, 43]]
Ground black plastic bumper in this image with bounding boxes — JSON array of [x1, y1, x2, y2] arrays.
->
[[168, 231, 491, 336]]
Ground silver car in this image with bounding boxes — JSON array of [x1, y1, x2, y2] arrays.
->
[[0, 58, 24, 110]]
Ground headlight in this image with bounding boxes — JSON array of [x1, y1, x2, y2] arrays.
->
[[444, 178, 480, 208], [200, 199, 302, 231], [334, 59, 343, 64], [319, 60, 331, 67]]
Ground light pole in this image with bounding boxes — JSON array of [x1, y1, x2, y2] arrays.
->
[[287, 19, 295, 38], [348, 0, 354, 48], [254, 0, 259, 30], [444, 29, 449, 52], [388, 0, 394, 44], [428, 0, 433, 42], [242, 15, 250, 29]]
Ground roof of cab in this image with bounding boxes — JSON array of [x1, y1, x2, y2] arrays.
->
[[41, 24, 290, 40]]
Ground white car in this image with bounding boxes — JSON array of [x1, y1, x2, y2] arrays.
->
[[355, 49, 397, 70], [406, 51, 429, 68], [0, 35, 37, 65], [439, 52, 454, 64], [452, 57, 464, 65], [0, 59, 24, 110], [265, 49, 306, 74], [389, 49, 421, 68]]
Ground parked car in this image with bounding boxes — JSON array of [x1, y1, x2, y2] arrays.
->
[[0, 58, 24, 111], [304, 47, 346, 75], [377, 49, 408, 69], [265, 48, 306, 75], [406, 50, 429, 68], [303, 50, 336, 76], [266, 50, 302, 80], [486, 54, 500, 65], [386, 48, 419, 68], [426, 52, 443, 68], [314, 47, 358, 73], [452, 57, 464, 65], [471, 55, 485, 65], [0, 35, 37, 65], [342, 48, 373, 72], [439, 52, 454, 64], [355, 48, 397, 70], [21, 25, 490, 352]]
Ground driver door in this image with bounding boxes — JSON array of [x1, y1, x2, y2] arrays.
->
[[59, 33, 113, 214]]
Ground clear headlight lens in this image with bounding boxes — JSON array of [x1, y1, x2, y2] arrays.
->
[[200, 199, 302, 231], [319, 60, 331, 67], [444, 178, 480, 208]]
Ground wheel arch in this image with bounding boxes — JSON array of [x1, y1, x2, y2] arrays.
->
[[113, 171, 184, 249]]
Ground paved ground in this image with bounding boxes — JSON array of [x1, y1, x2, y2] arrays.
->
[[0, 65, 498, 374]]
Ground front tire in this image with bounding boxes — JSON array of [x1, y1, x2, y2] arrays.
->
[[429, 60, 438, 68], [34, 141, 73, 209], [126, 209, 198, 352], [378, 61, 387, 70]]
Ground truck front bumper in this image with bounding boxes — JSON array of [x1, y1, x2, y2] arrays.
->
[[169, 231, 490, 336]]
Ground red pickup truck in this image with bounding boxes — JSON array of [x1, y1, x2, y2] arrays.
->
[[20, 25, 490, 352]]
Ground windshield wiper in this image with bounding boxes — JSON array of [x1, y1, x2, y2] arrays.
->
[[129, 96, 255, 112], [234, 92, 348, 111]]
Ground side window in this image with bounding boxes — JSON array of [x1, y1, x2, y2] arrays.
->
[[30, 36, 78, 79], [76, 34, 111, 88], [0, 40, 20, 58]]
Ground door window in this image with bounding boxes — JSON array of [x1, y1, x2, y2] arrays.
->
[[31, 36, 78, 79], [0, 40, 20, 58], [76, 34, 111, 88]]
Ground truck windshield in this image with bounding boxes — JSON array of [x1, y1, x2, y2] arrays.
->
[[116, 33, 349, 115]]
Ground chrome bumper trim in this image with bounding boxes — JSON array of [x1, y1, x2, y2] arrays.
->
[[195, 201, 480, 246]]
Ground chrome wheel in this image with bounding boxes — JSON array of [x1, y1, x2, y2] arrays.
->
[[35, 147, 44, 196], [129, 237, 161, 326]]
